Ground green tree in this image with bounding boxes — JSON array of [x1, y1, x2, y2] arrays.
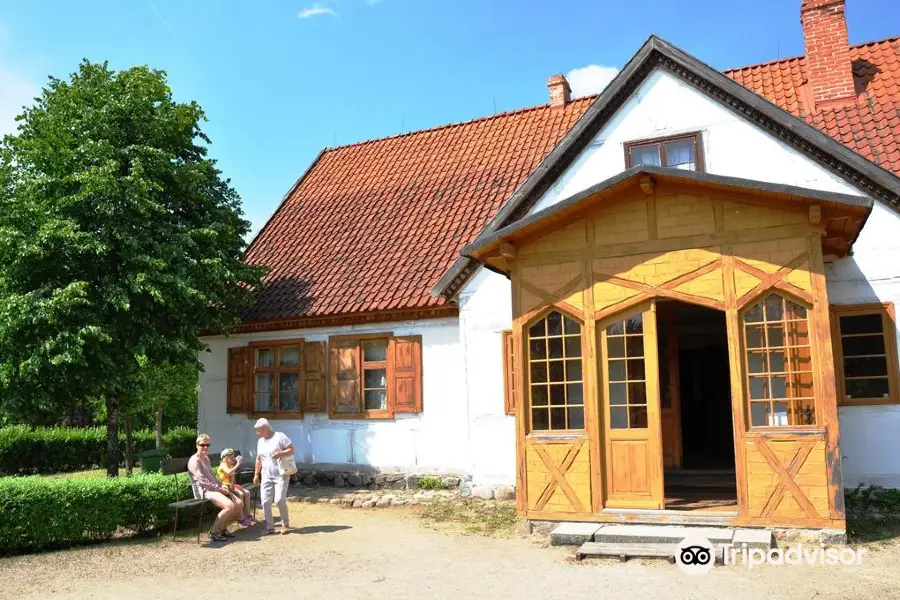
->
[[0, 61, 264, 476]]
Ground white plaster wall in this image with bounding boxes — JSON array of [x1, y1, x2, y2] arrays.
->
[[528, 68, 862, 217], [827, 201, 900, 488], [197, 317, 469, 474], [458, 268, 516, 486]]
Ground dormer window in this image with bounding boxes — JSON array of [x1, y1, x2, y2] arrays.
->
[[625, 133, 703, 172]]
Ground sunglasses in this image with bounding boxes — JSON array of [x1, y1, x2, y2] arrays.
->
[[197, 443, 210, 448]]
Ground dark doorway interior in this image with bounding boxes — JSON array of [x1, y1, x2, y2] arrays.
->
[[661, 302, 737, 511]]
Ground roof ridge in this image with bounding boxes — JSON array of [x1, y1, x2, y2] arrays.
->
[[723, 35, 900, 74], [320, 95, 598, 154]]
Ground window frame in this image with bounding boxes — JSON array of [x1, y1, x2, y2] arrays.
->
[[328, 332, 398, 420], [831, 303, 900, 406], [523, 308, 586, 435], [740, 292, 818, 431], [501, 330, 516, 417], [624, 132, 705, 172], [248, 338, 305, 419]]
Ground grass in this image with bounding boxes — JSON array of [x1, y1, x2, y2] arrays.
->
[[417, 476, 443, 490], [417, 499, 518, 537], [847, 516, 900, 545]]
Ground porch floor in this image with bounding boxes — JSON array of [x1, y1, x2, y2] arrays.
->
[[664, 485, 738, 512]]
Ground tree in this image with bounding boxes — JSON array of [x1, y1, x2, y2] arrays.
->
[[0, 61, 264, 476]]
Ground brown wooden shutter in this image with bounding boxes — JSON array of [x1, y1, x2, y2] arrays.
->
[[303, 341, 327, 412], [227, 346, 250, 414], [390, 335, 423, 413], [330, 338, 361, 416], [501, 330, 516, 416]]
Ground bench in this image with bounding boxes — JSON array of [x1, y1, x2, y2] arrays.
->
[[163, 452, 260, 544]]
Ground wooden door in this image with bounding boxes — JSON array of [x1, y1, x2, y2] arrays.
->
[[600, 301, 665, 509], [658, 304, 683, 469]]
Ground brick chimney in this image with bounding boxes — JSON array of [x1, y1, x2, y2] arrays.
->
[[547, 74, 571, 108], [801, 0, 856, 111]]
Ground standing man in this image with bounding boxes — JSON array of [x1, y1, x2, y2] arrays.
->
[[253, 418, 295, 535]]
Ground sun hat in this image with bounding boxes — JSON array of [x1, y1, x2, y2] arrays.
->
[[254, 418, 272, 430], [220, 448, 235, 459]]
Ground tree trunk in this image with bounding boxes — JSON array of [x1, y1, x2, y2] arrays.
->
[[155, 404, 163, 451], [105, 393, 119, 477], [124, 415, 134, 477]]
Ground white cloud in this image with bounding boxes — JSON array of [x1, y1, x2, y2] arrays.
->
[[0, 68, 38, 137], [565, 64, 619, 99], [298, 4, 337, 19]]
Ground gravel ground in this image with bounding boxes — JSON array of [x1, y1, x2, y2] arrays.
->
[[1, 504, 899, 600]]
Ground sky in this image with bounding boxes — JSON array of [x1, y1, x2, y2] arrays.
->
[[1, 0, 898, 237]]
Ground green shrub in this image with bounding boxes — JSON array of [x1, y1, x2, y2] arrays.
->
[[0, 473, 192, 555], [0, 426, 197, 475], [417, 476, 443, 490]]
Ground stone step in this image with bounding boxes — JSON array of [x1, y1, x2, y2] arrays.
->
[[550, 522, 774, 551]]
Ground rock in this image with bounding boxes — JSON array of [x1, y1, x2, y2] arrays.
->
[[393, 497, 408, 506], [493, 485, 515, 501], [458, 481, 473, 498], [375, 496, 393, 508], [441, 476, 461, 489], [413, 491, 435, 502], [352, 499, 363, 508], [360, 475, 372, 486], [328, 498, 341, 505], [301, 496, 314, 504], [341, 498, 354, 508], [408, 499, 420, 506], [391, 479, 406, 490], [361, 500, 375, 509], [472, 485, 495, 500], [374, 474, 388, 486], [347, 474, 363, 487], [317, 497, 329, 504], [333, 474, 346, 488], [405, 475, 420, 489]]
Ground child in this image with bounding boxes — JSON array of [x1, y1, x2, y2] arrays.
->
[[216, 448, 255, 527]]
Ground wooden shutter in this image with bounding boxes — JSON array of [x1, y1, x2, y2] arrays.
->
[[390, 335, 423, 413], [501, 330, 516, 416], [330, 339, 361, 416], [227, 346, 250, 414], [303, 341, 327, 412]]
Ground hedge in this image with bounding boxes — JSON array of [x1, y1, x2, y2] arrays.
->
[[0, 426, 196, 475], [0, 474, 193, 555]]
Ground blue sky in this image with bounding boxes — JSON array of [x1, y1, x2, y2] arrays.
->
[[1, 0, 898, 236]]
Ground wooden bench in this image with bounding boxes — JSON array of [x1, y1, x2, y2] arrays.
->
[[163, 452, 260, 544]]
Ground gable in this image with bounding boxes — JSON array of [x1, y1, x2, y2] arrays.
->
[[528, 68, 865, 217], [435, 36, 900, 302]]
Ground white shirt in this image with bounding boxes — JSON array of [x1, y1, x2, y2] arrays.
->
[[257, 431, 292, 479]]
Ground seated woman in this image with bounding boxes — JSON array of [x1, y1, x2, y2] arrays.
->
[[216, 448, 255, 527], [187, 433, 243, 542]]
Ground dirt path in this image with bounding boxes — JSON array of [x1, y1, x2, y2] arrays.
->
[[1, 505, 898, 600]]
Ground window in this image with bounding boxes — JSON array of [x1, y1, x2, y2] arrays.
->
[[605, 313, 648, 429], [329, 334, 422, 419], [743, 294, 815, 428], [501, 330, 517, 416], [832, 304, 899, 405], [625, 133, 703, 172], [250, 340, 304, 416], [527, 311, 584, 431]]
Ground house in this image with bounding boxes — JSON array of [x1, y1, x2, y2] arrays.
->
[[199, 0, 900, 532]]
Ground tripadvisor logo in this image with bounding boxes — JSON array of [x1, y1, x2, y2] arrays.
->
[[722, 543, 867, 569], [675, 536, 716, 576], [674, 536, 867, 575]]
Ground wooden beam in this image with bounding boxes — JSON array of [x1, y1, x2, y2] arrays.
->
[[639, 175, 656, 196], [809, 204, 822, 225], [499, 241, 517, 259]]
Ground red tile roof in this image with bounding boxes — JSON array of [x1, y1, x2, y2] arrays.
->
[[243, 98, 595, 322], [725, 37, 900, 174], [244, 37, 900, 324]]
